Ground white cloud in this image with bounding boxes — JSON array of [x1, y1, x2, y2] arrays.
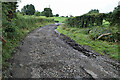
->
[[17, 0, 119, 16]]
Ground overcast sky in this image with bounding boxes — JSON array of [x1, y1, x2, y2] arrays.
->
[[17, 0, 120, 16]]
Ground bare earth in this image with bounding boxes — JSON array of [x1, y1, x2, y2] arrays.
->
[[8, 24, 119, 79]]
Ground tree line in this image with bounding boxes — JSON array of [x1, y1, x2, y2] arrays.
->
[[19, 4, 60, 17], [65, 6, 120, 27]]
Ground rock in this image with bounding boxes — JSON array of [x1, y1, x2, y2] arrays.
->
[[19, 64, 23, 67]]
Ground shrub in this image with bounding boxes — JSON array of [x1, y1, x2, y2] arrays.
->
[[65, 13, 106, 28]]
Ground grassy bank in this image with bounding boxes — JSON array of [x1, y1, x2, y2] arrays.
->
[[57, 25, 119, 60], [2, 14, 54, 69]]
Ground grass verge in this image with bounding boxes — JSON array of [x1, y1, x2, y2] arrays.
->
[[57, 25, 119, 60]]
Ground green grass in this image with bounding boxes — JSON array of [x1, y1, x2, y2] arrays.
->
[[29, 16, 67, 23], [57, 25, 119, 60], [30, 16, 68, 23], [51, 17, 67, 23]]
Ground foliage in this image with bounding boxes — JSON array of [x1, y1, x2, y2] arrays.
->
[[57, 6, 120, 60], [65, 6, 120, 27], [64, 6, 119, 42], [21, 4, 35, 15], [88, 25, 119, 42], [69, 15, 73, 17], [105, 6, 120, 26], [61, 16, 65, 17], [111, 6, 120, 26], [65, 13, 105, 28], [2, 2, 17, 25], [88, 9, 99, 14], [41, 8, 53, 17], [57, 25, 119, 60], [34, 11, 41, 16], [55, 14, 59, 17]]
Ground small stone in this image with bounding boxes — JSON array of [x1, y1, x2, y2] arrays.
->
[[19, 64, 23, 67], [68, 67, 70, 70], [70, 69, 73, 73]]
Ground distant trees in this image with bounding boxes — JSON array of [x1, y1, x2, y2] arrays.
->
[[111, 6, 120, 26], [34, 11, 41, 16], [41, 8, 53, 17], [55, 14, 59, 17], [21, 5, 55, 17], [88, 9, 99, 14], [106, 5, 120, 26], [66, 16, 68, 17], [34, 8, 54, 17], [70, 15, 73, 17], [21, 4, 35, 15]]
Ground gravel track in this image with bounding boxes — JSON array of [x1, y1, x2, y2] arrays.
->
[[7, 24, 119, 79]]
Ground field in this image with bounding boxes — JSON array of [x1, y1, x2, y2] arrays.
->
[[52, 17, 67, 23]]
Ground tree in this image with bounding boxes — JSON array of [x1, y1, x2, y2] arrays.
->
[[16, 10, 20, 13], [111, 6, 120, 26], [106, 6, 120, 26], [21, 4, 35, 15], [88, 9, 99, 14], [70, 15, 73, 17], [55, 14, 59, 17], [34, 11, 41, 16], [41, 8, 53, 17], [113, 5, 120, 12], [66, 16, 68, 17]]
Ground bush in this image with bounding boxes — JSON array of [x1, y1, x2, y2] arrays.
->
[[89, 26, 119, 42], [65, 13, 106, 28]]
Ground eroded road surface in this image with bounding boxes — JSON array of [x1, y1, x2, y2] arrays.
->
[[8, 24, 119, 79]]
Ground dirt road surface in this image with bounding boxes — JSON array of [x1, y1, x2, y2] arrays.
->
[[7, 24, 119, 79]]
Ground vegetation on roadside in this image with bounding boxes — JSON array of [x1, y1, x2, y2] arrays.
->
[[57, 6, 120, 60], [2, 2, 54, 69], [57, 25, 119, 60]]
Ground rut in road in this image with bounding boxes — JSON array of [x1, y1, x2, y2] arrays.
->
[[8, 24, 119, 79]]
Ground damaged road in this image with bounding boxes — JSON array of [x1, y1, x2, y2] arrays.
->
[[6, 24, 120, 79]]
